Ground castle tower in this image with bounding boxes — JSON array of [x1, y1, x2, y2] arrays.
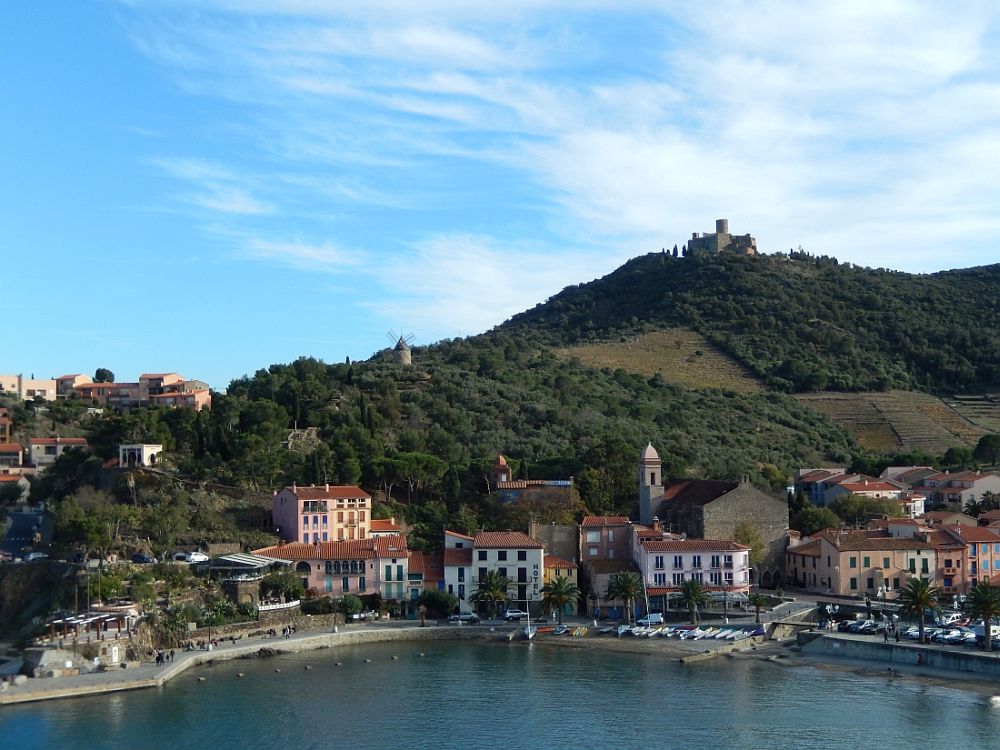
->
[[638, 442, 664, 525]]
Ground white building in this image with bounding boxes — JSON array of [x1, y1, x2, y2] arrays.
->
[[633, 530, 751, 613], [443, 529, 546, 615], [119, 443, 163, 468], [28, 436, 88, 468]]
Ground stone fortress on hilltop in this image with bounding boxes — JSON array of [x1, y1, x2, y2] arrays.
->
[[687, 218, 757, 255]]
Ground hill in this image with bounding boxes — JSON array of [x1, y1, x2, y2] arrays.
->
[[502, 251, 1000, 393]]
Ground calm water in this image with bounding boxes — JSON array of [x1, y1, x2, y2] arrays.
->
[[3, 640, 1000, 750]]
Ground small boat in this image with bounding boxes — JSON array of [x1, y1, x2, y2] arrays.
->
[[646, 627, 662, 638], [617, 624, 631, 638], [598, 626, 614, 635], [553, 624, 569, 636], [522, 610, 536, 640]]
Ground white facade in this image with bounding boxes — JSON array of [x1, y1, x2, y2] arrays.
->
[[443, 530, 475, 612], [443, 530, 546, 614], [634, 537, 751, 595], [119, 443, 163, 468]]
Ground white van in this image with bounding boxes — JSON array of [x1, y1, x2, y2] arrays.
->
[[637, 613, 664, 626]]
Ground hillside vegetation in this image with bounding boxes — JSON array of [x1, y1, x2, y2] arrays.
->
[[504, 252, 1000, 393]]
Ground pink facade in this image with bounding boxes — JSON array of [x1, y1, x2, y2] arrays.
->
[[272, 484, 372, 544], [254, 535, 409, 600]]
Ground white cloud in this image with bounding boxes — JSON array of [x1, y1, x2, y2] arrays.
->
[[243, 236, 364, 271]]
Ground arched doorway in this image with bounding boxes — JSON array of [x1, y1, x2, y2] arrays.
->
[[760, 570, 774, 590], [296, 561, 311, 590]]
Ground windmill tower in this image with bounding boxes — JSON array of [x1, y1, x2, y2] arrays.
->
[[386, 330, 415, 366]]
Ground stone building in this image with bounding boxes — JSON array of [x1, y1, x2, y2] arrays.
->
[[637, 444, 789, 587], [687, 218, 757, 255]]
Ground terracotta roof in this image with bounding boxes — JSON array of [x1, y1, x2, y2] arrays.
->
[[980, 510, 1000, 522], [443, 548, 472, 566], [30, 437, 87, 446], [640, 539, 749, 553], [788, 539, 821, 557], [408, 550, 426, 576], [926, 529, 966, 548], [662, 479, 740, 506], [283, 484, 370, 500], [140, 373, 181, 379], [0, 443, 23, 452], [544, 554, 577, 569], [493, 454, 508, 466], [56, 374, 86, 380], [581, 516, 631, 528], [473, 531, 544, 549], [942, 525, 1000, 543], [422, 552, 444, 582], [370, 519, 401, 532], [817, 530, 934, 552], [254, 535, 406, 560], [920, 511, 977, 525], [0, 475, 24, 483], [798, 469, 840, 482], [444, 529, 474, 541]]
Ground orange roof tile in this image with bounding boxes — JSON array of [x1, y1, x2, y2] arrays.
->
[[284, 484, 371, 500], [788, 539, 821, 557], [0, 475, 24, 483], [474, 531, 544, 549], [544, 554, 577, 569], [443, 548, 473, 566], [444, 529, 474, 541], [0, 443, 23, 452], [254, 535, 407, 560], [640, 539, 749, 553], [581, 516, 631, 527], [30, 437, 87, 446], [371, 519, 401, 532]]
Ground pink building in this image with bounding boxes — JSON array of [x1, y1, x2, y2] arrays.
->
[[271, 484, 372, 544], [254, 535, 409, 600]]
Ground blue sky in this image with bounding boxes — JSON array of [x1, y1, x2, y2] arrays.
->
[[4, 2, 1000, 390]]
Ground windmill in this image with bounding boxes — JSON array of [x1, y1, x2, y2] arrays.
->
[[386, 329, 415, 366]]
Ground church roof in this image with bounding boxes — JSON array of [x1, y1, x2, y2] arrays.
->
[[640, 442, 660, 463], [661, 479, 740, 506]]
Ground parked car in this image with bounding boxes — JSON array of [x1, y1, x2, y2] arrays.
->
[[24, 552, 48, 562], [185, 551, 210, 563], [637, 613, 664, 626], [502, 609, 529, 622], [449, 612, 480, 624], [131, 553, 156, 564]]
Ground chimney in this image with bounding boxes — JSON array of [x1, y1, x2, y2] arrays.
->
[[651, 516, 661, 533], [325, 483, 329, 492], [292, 482, 297, 492]]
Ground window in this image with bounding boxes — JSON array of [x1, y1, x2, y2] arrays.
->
[[970, 544, 977, 557], [499, 567, 507, 578], [673, 555, 683, 569], [653, 573, 666, 586], [338, 511, 344, 522], [478, 567, 487, 580], [849, 556, 857, 569], [984, 544, 991, 555], [359, 576, 366, 592], [943, 577, 953, 588], [724, 571, 733, 584], [342, 577, 349, 592], [458, 584, 465, 600], [313, 515, 319, 527], [302, 516, 309, 528], [458, 567, 465, 582], [325, 561, 334, 574], [672, 573, 684, 585], [588, 546, 599, 557], [849, 577, 857, 591], [517, 568, 527, 583], [608, 549, 615, 560], [995, 544, 1000, 554], [724, 555, 733, 568], [386, 564, 392, 581], [322, 532, 328, 541], [608, 530, 615, 543], [517, 550, 527, 561], [692, 555, 702, 569], [944, 559, 952, 568], [333, 561, 341, 573], [921, 559, 929, 574], [325, 578, 332, 592], [478, 550, 487, 561], [710, 555, 720, 568], [302, 534, 308, 543], [994, 560, 1000, 571], [517, 584, 528, 601], [693, 572, 703, 583], [498, 551, 508, 561], [893, 577, 900, 589], [322, 516, 328, 527], [866, 577, 874, 589], [908, 559, 916, 573], [654, 555, 664, 569], [586, 531, 600, 543], [862, 556, 870, 568], [710, 572, 721, 585]]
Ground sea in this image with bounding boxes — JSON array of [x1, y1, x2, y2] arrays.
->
[[3, 640, 1000, 750]]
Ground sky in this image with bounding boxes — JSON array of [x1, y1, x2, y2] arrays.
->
[[3, 1, 1000, 390]]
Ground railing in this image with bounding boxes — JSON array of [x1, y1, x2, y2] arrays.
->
[[259, 600, 300, 612]]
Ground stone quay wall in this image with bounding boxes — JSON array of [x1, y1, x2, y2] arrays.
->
[[802, 633, 1000, 678]]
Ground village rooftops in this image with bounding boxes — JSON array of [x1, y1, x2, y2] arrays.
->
[[444, 529, 474, 541], [581, 515, 631, 527], [30, 437, 87, 446], [254, 535, 406, 560], [0, 442, 23, 452], [279, 484, 370, 500], [443, 547, 473, 566], [544, 554, 577, 569], [661, 479, 742, 505], [473, 531, 544, 549], [640, 539, 750, 552], [815, 530, 934, 552], [370, 519, 401, 533], [939, 525, 1000, 543]]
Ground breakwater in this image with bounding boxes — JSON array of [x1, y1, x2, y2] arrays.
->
[[801, 633, 1000, 678], [0, 625, 485, 705]]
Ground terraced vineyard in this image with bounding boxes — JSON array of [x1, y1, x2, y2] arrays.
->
[[944, 394, 1000, 435], [795, 391, 984, 453], [554, 329, 762, 393]]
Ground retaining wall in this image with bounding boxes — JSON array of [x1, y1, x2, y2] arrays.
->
[[801, 634, 1000, 678]]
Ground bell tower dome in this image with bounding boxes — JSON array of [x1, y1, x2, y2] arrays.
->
[[638, 443, 663, 524]]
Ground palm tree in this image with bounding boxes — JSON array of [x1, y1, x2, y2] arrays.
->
[[897, 577, 942, 643], [965, 582, 1000, 651], [541, 575, 580, 625], [748, 592, 769, 625], [606, 571, 643, 625], [964, 497, 985, 518], [679, 579, 711, 625], [470, 569, 511, 620]]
